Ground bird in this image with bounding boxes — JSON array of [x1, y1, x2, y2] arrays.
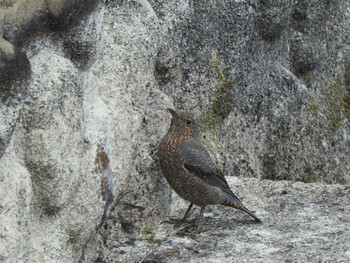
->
[[158, 108, 261, 230]]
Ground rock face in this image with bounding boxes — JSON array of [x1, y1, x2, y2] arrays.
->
[[0, 0, 349, 262]]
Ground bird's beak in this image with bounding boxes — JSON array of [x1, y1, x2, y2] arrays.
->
[[166, 108, 178, 118]]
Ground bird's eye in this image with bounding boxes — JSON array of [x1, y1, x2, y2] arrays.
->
[[186, 119, 192, 125]]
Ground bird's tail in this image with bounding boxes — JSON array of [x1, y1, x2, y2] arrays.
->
[[221, 191, 262, 223]]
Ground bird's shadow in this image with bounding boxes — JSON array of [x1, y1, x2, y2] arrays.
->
[[162, 216, 261, 236]]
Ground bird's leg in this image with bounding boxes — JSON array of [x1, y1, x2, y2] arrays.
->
[[175, 203, 193, 227], [197, 206, 206, 231], [181, 203, 194, 221]]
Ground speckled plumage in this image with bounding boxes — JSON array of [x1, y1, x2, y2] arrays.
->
[[158, 108, 261, 229]]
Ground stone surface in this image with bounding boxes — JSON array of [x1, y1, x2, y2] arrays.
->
[[0, 37, 30, 99], [0, 0, 350, 262], [142, 177, 350, 263]]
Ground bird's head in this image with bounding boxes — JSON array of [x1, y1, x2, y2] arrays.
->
[[167, 108, 199, 138]]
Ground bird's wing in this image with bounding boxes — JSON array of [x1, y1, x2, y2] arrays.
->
[[178, 139, 237, 196]]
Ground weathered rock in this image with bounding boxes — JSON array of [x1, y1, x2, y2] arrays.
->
[[0, 0, 48, 46], [0, 0, 350, 262], [46, 0, 100, 31], [0, 37, 31, 97], [1, 0, 166, 262], [142, 177, 350, 263]]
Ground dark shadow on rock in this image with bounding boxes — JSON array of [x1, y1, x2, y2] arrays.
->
[[47, 0, 100, 31], [0, 38, 31, 99]]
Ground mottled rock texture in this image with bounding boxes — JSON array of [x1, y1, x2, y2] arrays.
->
[[0, 0, 349, 262]]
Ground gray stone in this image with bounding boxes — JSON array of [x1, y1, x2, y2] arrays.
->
[[142, 177, 350, 263], [0, 0, 350, 262], [0, 37, 30, 97]]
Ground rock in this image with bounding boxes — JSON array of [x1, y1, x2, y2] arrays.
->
[[0, 37, 31, 96], [141, 177, 350, 263], [0, 0, 350, 262], [258, 0, 292, 41], [46, 0, 100, 31], [0, 37, 30, 159], [0, 1, 48, 45]]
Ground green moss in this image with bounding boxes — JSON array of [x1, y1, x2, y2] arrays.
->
[[300, 163, 339, 184], [141, 225, 153, 235], [328, 110, 342, 131], [145, 235, 161, 245], [301, 72, 312, 88], [298, 168, 317, 183], [326, 74, 348, 131], [141, 225, 161, 245], [300, 173, 317, 183], [342, 96, 350, 119], [210, 57, 233, 94], [307, 96, 321, 115], [203, 55, 235, 132], [305, 73, 350, 131], [211, 56, 235, 118], [202, 110, 222, 132]]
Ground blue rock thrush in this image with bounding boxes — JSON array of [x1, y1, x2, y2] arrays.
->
[[158, 108, 261, 230]]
